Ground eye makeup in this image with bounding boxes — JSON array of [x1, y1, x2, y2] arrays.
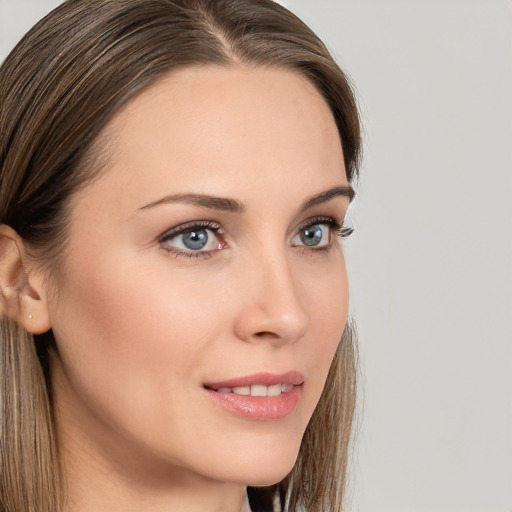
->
[[156, 214, 353, 260], [158, 220, 226, 259], [294, 215, 353, 242]]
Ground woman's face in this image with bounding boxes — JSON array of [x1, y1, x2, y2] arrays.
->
[[46, 66, 352, 488]]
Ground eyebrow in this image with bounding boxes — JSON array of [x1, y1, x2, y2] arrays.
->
[[300, 185, 355, 211], [138, 185, 355, 213], [139, 193, 245, 212]]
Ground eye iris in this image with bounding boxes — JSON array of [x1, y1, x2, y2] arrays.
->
[[301, 225, 323, 246], [182, 230, 208, 250]]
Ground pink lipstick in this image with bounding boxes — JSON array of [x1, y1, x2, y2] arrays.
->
[[203, 371, 304, 420]]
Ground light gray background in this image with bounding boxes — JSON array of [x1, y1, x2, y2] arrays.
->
[[1, 1, 511, 511]]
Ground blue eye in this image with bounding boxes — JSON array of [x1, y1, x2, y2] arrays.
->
[[301, 224, 326, 246], [159, 222, 223, 255], [181, 229, 209, 250], [292, 222, 331, 248]]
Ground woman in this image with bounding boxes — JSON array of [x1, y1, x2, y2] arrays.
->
[[0, 1, 360, 511]]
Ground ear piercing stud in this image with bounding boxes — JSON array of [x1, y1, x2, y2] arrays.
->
[[28, 314, 33, 320]]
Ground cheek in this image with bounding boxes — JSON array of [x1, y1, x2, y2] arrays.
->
[[49, 250, 223, 429], [301, 254, 349, 341], [292, 255, 349, 415]]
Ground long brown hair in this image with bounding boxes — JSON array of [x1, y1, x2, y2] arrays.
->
[[0, 1, 361, 511]]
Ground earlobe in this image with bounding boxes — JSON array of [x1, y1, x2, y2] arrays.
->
[[0, 225, 51, 334]]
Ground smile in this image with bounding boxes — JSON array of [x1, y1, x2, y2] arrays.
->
[[209, 383, 295, 396], [203, 372, 304, 420]]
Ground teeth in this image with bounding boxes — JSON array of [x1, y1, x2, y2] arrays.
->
[[281, 383, 294, 393], [233, 386, 250, 395], [251, 384, 267, 396], [215, 384, 294, 396], [267, 384, 282, 397]]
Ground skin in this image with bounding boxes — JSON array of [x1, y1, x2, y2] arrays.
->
[[34, 66, 351, 512]]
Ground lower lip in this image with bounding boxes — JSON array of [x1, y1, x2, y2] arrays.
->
[[204, 385, 302, 420]]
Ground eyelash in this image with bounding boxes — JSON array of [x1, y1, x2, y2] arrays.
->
[[158, 220, 223, 259], [295, 216, 354, 243], [157, 216, 353, 259]]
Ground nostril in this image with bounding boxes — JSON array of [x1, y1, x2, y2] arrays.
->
[[254, 331, 280, 339], [233, 284, 309, 344]]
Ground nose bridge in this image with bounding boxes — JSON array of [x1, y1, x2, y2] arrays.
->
[[234, 243, 309, 345]]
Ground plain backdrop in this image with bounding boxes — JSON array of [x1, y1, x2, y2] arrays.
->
[[1, 1, 511, 512]]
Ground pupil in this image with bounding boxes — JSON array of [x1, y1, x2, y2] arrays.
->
[[301, 225, 323, 246], [183, 230, 208, 250]]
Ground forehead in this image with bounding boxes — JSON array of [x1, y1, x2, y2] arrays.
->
[[76, 65, 346, 214]]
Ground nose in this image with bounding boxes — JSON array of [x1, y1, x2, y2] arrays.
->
[[233, 252, 309, 346]]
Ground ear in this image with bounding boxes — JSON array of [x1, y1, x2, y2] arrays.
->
[[0, 225, 52, 334]]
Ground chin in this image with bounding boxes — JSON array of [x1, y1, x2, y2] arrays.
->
[[220, 436, 301, 487], [244, 469, 293, 488]]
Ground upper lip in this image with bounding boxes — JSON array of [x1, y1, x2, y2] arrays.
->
[[204, 371, 304, 390]]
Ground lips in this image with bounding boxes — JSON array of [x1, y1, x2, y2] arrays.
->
[[211, 383, 295, 397], [203, 372, 304, 420], [204, 371, 304, 390]]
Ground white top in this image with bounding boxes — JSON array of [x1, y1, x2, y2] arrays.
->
[[241, 491, 252, 512]]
